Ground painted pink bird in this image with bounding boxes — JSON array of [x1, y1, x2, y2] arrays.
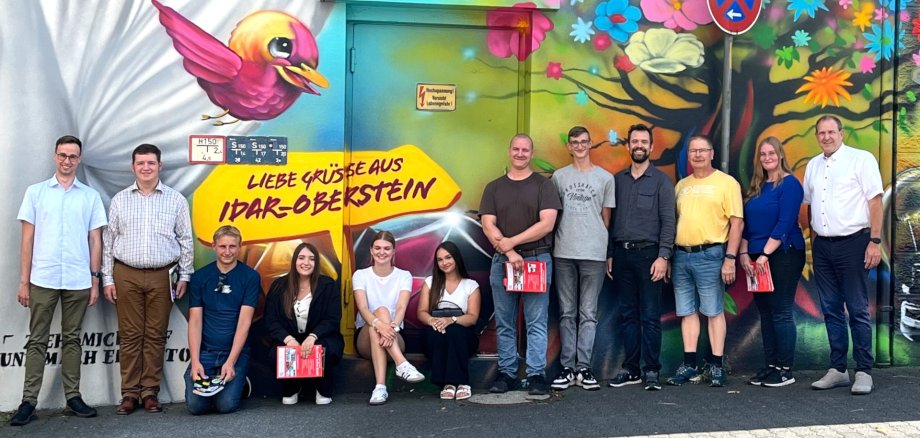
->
[[153, 0, 329, 125]]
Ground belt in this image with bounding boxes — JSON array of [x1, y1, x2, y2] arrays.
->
[[115, 259, 176, 272], [675, 243, 723, 253], [517, 247, 551, 257], [617, 241, 657, 250], [816, 228, 869, 242]]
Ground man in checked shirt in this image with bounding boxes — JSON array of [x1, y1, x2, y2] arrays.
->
[[103, 143, 194, 415]]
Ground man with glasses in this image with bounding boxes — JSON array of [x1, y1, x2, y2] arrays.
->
[[185, 225, 260, 414], [10, 135, 107, 426], [666, 135, 743, 388], [608, 124, 675, 391], [103, 144, 193, 414], [549, 126, 614, 391]]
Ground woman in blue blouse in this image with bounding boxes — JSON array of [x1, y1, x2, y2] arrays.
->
[[739, 137, 806, 388]]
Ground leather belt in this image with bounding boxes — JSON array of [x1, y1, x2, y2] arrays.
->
[[617, 241, 656, 250], [675, 243, 723, 253], [115, 259, 176, 272], [816, 228, 869, 242], [517, 247, 551, 257]]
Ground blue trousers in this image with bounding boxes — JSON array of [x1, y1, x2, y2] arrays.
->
[[490, 252, 552, 377], [184, 350, 250, 415]]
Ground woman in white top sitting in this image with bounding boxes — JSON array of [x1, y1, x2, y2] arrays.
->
[[353, 230, 424, 405], [417, 241, 481, 400]]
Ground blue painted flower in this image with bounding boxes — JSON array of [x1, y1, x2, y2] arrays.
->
[[594, 0, 642, 43], [881, 0, 911, 10], [864, 20, 905, 61], [792, 29, 811, 47], [608, 129, 619, 144], [786, 0, 829, 21], [576, 90, 589, 105], [570, 17, 595, 43], [570, 0, 584, 4]]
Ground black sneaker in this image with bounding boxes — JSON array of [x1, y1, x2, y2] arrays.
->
[[551, 367, 575, 390], [748, 367, 774, 386], [527, 375, 549, 395], [608, 369, 642, 387], [575, 368, 600, 391], [9, 401, 36, 426], [763, 368, 796, 387], [489, 373, 516, 393], [644, 371, 661, 391], [64, 396, 97, 418]]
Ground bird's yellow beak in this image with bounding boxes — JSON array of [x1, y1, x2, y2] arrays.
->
[[275, 64, 329, 94]]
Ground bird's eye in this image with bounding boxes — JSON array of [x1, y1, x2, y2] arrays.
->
[[268, 37, 292, 59]]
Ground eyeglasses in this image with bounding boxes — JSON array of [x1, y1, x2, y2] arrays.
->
[[569, 140, 592, 146], [55, 153, 80, 162], [688, 148, 712, 154], [214, 273, 228, 292]]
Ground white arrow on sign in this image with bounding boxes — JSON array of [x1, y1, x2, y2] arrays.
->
[[727, 9, 742, 19]]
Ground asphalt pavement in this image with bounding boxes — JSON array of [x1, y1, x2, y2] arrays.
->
[[3, 367, 919, 438]]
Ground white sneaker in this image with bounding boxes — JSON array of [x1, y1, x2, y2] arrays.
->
[[396, 362, 425, 383], [811, 368, 850, 390], [369, 386, 388, 405], [315, 390, 332, 405], [281, 393, 298, 405]]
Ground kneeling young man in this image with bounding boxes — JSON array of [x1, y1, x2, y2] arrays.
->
[[185, 225, 261, 414]]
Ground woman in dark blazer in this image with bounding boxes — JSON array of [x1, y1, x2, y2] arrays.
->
[[265, 242, 343, 405]]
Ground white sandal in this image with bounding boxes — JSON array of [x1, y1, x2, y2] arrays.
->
[[440, 385, 457, 400], [455, 385, 472, 400]]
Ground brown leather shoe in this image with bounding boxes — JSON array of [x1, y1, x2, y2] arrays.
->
[[142, 395, 162, 413], [116, 397, 137, 415]]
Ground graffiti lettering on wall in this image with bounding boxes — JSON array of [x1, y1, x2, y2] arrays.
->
[[0, 331, 189, 368]]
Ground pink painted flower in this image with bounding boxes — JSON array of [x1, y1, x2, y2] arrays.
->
[[902, 10, 911, 22], [859, 55, 876, 73], [838, 0, 852, 9], [593, 33, 613, 51], [486, 2, 555, 61], [874, 7, 889, 21], [546, 61, 563, 79], [640, 0, 712, 31], [614, 54, 635, 72], [913, 51, 920, 66]]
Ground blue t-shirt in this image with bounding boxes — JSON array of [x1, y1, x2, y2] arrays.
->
[[742, 174, 806, 254], [189, 262, 261, 351]]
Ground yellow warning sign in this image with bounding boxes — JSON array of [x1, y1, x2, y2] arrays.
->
[[416, 83, 457, 111]]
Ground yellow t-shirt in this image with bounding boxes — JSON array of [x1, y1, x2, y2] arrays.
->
[[674, 170, 743, 246]]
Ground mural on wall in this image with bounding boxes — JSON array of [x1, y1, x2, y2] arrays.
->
[[2, 0, 918, 409]]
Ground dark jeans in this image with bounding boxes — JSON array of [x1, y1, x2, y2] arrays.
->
[[424, 324, 479, 386], [184, 350, 250, 415], [613, 245, 662, 374], [813, 232, 874, 373], [752, 248, 805, 368], [278, 339, 340, 399]]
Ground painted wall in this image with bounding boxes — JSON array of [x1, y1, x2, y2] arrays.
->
[[0, 0, 915, 409]]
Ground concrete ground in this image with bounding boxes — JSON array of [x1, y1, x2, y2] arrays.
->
[[3, 367, 919, 437]]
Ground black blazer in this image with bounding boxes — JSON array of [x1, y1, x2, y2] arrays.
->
[[264, 275, 344, 359]]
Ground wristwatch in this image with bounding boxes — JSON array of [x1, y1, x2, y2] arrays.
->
[[724, 254, 737, 260], [91, 271, 103, 279], [451, 316, 459, 323], [869, 237, 882, 244]]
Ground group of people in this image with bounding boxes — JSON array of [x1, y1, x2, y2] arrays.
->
[[10, 114, 882, 424]]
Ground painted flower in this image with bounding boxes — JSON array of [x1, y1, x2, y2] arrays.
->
[[792, 29, 812, 47], [594, 33, 613, 50], [852, 3, 874, 31], [546, 61, 563, 79], [795, 66, 853, 108], [787, 0, 829, 21], [838, 0, 852, 8], [608, 130, 619, 144], [594, 0, 642, 43], [881, 0, 912, 9], [614, 54, 636, 71], [913, 51, 920, 66], [570, 16, 595, 43], [874, 7, 889, 21], [864, 20, 904, 61], [571, 0, 584, 4], [640, 0, 713, 31], [859, 55, 877, 73], [913, 16, 920, 41], [576, 90, 589, 105], [902, 10, 911, 21], [624, 28, 704, 74], [486, 2, 554, 61]]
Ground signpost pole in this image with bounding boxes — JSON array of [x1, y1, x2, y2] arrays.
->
[[721, 35, 732, 172]]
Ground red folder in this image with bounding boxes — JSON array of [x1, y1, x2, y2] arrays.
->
[[503, 261, 547, 293], [276, 345, 324, 378], [746, 261, 775, 292]]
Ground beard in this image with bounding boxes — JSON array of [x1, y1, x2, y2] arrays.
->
[[630, 149, 649, 163]]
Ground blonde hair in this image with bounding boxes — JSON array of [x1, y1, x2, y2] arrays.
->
[[745, 137, 792, 201]]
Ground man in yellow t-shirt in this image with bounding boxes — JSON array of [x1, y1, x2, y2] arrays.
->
[[666, 135, 743, 388]]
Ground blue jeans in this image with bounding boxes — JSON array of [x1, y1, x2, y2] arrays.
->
[[612, 245, 663, 374], [812, 233, 874, 373], [752, 248, 805, 368], [185, 350, 250, 415], [554, 258, 606, 370], [490, 252, 552, 377], [672, 245, 725, 317]]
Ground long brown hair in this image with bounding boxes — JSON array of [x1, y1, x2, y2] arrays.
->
[[283, 242, 321, 319], [428, 241, 470, 311], [369, 230, 397, 267], [745, 137, 792, 201]]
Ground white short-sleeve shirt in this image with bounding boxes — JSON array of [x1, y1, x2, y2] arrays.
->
[[423, 276, 479, 314], [803, 144, 883, 236], [352, 266, 412, 328]]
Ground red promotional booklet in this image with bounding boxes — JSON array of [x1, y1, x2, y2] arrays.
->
[[276, 345, 324, 379], [504, 261, 548, 293], [746, 261, 775, 292]]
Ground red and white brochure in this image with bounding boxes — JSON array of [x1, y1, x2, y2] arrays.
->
[[276, 345, 324, 379], [746, 261, 775, 292], [504, 261, 547, 293]]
